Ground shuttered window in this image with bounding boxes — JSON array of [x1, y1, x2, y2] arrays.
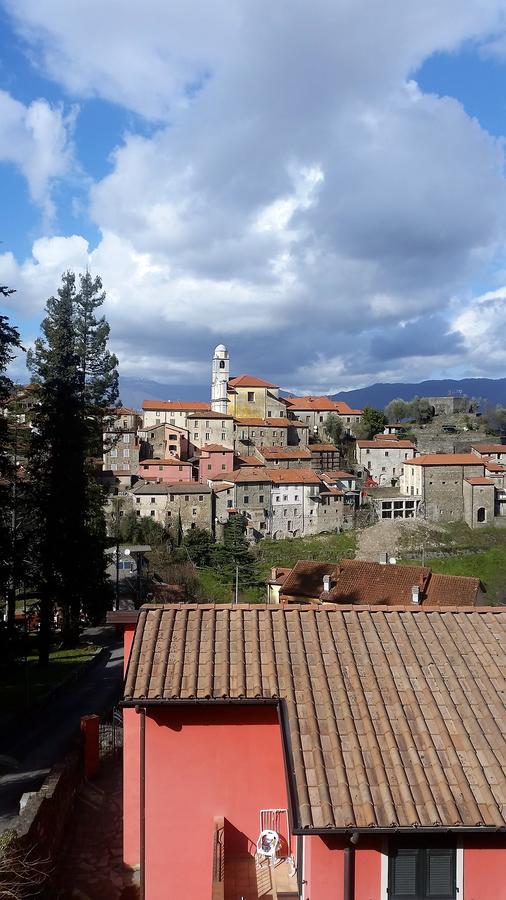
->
[[389, 846, 456, 900]]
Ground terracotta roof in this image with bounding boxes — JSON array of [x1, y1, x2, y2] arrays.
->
[[285, 396, 362, 415], [228, 374, 278, 388], [200, 444, 233, 453], [266, 467, 321, 485], [133, 482, 211, 494], [321, 470, 355, 481], [124, 604, 506, 831], [187, 411, 234, 419], [209, 468, 272, 484], [142, 400, 210, 411], [281, 562, 336, 598], [471, 443, 506, 454], [464, 477, 497, 486], [234, 454, 264, 467], [409, 453, 486, 467], [358, 439, 416, 449], [259, 447, 312, 459], [210, 483, 232, 493], [235, 417, 292, 427], [308, 443, 338, 451], [484, 460, 506, 473], [107, 406, 139, 416], [279, 559, 480, 607], [139, 458, 192, 466]]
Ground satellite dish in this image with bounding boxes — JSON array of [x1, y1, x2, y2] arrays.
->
[[256, 829, 279, 859], [389, 557, 397, 565], [124, 548, 131, 556]]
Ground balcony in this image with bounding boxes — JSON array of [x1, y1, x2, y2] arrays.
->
[[212, 816, 298, 900]]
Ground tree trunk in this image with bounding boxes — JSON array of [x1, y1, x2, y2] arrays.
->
[[38, 592, 51, 667]]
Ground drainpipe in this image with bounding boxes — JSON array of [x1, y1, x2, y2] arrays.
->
[[136, 705, 146, 900], [343, 833, 358, 900]]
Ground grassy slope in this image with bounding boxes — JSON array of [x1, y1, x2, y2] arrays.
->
[[196, 531, 358, 603], [1, 643, 98, 714], [399, 523, 506, 603]]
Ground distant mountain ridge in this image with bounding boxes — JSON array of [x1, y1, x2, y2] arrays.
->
[[119, 374, 506, 411], [330, 377, 506, 409]]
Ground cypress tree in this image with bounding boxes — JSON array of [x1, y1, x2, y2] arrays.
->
[[0, 289, 21, 624], [28, 270, 119, 660]]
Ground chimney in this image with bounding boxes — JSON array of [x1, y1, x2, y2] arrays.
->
[[323, 574, 331, 592], [271, 566, 278, 581], [411, 585, 420, 604]]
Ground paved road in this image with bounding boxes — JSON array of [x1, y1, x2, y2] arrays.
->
[[0, 626, 124, 828]]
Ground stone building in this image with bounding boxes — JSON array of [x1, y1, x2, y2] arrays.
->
[[308, 443, 341, 471], [141, 400, 210, 429], [103, 429, 140, 479], [138, 423, 190, 461], [212, 468, 272, 537], [186, 411, 235, 450], [226, 375, 289, 419], [401, 453, 487, 522], [424, 395, 473, 416], [137, 458, 193, 483], [463, 478, 497, 528], [284, 396, 362, 437], [132, 482, 213, 532], [471, 442, 506, 463], [357, 437, 417, 484], [255, 446, 313, 468]]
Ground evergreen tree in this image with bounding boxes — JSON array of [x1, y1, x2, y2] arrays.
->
[[27, 271, 119, 659], [182, 526, 215, 566], [354, 406, 387, 440], [214, 514, 258, 592], [0, 289, 21, 622]]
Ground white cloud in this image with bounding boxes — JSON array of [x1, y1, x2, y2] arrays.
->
[[5, 1, 506, 389], [0, 90, 76, 219], [450, 288, 506, 372]]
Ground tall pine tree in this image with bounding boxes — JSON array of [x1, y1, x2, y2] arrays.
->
[[28, 271, 118, 659], [0, 288, 21, 625]]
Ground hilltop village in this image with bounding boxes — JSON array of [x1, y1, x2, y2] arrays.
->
[[101, 345, 506, 539]]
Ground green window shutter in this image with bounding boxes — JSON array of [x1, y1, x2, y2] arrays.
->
[[389, 848, 419, 897], [426, 848, 456, 898]]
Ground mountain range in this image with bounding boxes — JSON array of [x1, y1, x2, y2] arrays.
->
[[119, 375, 506, 412]]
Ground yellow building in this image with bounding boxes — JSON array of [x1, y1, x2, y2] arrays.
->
[[226, 374, 288, 419]]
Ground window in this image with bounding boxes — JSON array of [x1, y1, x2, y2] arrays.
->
[[123, 449, 130, 457], [388, 845, 456, 900], [169, 445, 177, 452], [194, 432, 198, 439], [179, 466, 183, 471], [221, 433, 226, 440], [136, 497, 140, 504], [227, 500, 233, 508], [319, 416, 323, 422], [366, 449, 370, 455], [205, 432, 210, 440], [259, 495, 264, 503], [110, 449, 118, 457], [205, 421, 209, 427], [294, 494, 299, 501], [159, 465, 164, 472], [184, 495, 189, 502], [136, 510, 141, 517], [221, 464, 226, 470], [222, 421, 226, 428], [267, 411, 272, 417], [244, 496, 249, 504], [219, 360, 225, 369], [207, 464, 212, 470], [283, 495, 288, 502], [192, 508, 197, 516], [170, 494, 175, 501], [198, 495, 203, 501], [247, 391, 255, 402], [477, 507, 486, 523], [150, 497, 155, 504], [385, 451, 389, 457], [150, 510, 155, 517]]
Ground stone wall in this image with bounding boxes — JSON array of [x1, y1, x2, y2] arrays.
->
[[0, 746, 83, 898]]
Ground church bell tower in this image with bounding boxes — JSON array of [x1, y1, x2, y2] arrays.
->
[[211, 344, 229, 414]]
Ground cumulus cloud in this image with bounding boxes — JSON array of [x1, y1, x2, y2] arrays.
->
[[0, 90, 76, 220], [5, 1, 506, 390]]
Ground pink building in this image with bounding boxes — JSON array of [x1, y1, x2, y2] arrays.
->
[[137, 458, 193, 483], [195, 444, 234, 482], [112, 603, 506, 900]]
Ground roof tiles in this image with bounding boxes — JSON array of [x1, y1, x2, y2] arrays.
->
[[124, 604, 506, 832]]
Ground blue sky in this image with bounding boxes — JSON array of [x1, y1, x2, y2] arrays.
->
[[3, 1, 506, 393]]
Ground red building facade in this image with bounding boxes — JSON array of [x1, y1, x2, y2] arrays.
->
[[114, 605, 506, 900]]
